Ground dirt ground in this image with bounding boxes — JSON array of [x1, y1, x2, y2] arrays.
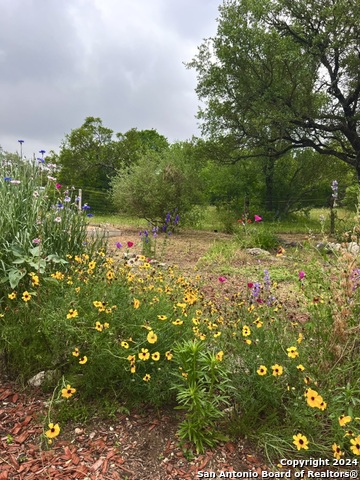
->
[[0, 225, 305, 480]]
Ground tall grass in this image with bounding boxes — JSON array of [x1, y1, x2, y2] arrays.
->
[[91, 206, 354, 237]]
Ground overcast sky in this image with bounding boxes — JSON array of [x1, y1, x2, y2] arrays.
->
[[0, 0, 220, 157]]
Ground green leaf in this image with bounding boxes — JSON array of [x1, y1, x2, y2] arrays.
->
[[8, 269, 26, 289], [12, 258, 26, 264], [29, 246, 40, 257]]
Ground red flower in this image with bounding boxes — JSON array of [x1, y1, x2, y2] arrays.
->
[[218, 276, 227, 283], [127, 241, 134, 248], [55, 183, 62, 189], [247, 283, 254, 289], [299, 271, 306, 280]]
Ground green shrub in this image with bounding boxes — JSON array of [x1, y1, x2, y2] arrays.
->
[[234, 216, 280, 251], [0, 154, 105, 295]]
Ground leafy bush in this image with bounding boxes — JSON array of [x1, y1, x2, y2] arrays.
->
[[111, 145, 205, 225]]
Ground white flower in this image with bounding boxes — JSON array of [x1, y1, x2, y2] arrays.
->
[[54, 216, 61, 223]]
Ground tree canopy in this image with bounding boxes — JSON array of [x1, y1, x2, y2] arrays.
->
[[188, 0, 360, 179], [54, 117, 169, 189]]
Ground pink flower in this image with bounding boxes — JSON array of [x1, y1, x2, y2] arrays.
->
[[299, 271, 306, 280], [127, 241, 134, 248], [218, 276, 227, 283], [254, 215, 262, 222], [55, 183, 62, 189], [247, 283, 254, 289]]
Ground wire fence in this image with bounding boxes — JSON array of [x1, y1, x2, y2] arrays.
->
[[74, 185, 348, 219], [75, 187, 117, 215]]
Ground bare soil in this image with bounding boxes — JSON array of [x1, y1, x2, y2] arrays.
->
[[0, 225, 307, 480]]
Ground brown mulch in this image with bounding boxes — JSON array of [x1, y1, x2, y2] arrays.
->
[[0, 381, 271, 479]]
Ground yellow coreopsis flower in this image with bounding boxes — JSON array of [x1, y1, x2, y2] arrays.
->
[[133, 298, 140, 309], [165, 351, 173, 360], [45, 423, 60, 439], [151, 352, 160, 361], [66, 309, 78, 319], [350, 435, 360, 455], [216, 351, 224, 362], [22, 291, 31, 302], [338, 415, 352, 427], [306, 389, 322, 408], [293, 433, 309, 451], [61, 384, 76, 399], [271, 364, 283, 376], [79, 356, 88, 364], [257, 365, 267, 376], [287, 346, 299, 359], [332, 443, 343, 460], [143, 373, 151, 382], [51, 271, 65, 280], [253, 318, 263, 328], [147, 331, 158, 344], [138, 348, 150, 361], [172, 319, 183, 325], [242, 325, 251, 337], [95, 321, 103, 332], [30, 274, 40, 286], [106, 270, 115, 280], [8, 292, 17, 300]]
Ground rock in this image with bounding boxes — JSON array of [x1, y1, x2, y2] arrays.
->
[[28, 370, 58, 387], [321, 242, 359, 255], [246, 248, 271, 256], [323, 242, 341, 252], [346, 242, 360, 255]]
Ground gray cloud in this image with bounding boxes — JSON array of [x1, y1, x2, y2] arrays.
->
[[0, 0, 219, 157]]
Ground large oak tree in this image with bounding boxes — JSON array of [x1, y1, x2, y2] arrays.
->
[[188, 0, 360, 180]]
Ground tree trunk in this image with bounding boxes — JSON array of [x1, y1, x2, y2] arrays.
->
[[263, 157, 276, 211]]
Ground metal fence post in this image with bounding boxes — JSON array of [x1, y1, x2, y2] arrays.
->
[[78, 189, 82, 212]]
